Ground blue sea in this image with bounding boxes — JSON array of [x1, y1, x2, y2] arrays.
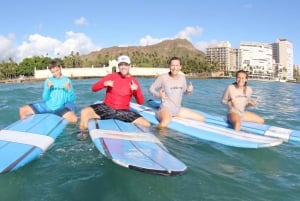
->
[[0, 78, 299, 201]]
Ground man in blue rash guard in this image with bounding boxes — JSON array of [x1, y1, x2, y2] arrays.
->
[[19, 60, 78, 124]]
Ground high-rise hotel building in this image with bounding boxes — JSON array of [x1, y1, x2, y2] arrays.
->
[[206, 41, 231, 74], [206, 39, 294, 80], [272, 39, 294, 80], [239, 41, 273, 78]]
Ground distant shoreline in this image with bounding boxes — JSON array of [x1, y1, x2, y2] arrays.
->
[[1, 76, 298, 84], [0, 75, 232, 84]]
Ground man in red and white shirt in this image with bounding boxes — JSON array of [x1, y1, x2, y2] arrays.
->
[[79, 55, 150, 131]]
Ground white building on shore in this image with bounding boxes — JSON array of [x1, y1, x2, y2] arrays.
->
[[206, 41, 231, 73], [272, 39, 294, 80], [205, 39, 294, 80], [239, 41, 274, 79], [34, 59, 170, 79]]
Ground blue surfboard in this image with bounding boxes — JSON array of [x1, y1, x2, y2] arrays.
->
[[88, 118, 187, 176], [147, 99, 300, 144], [130, 102, 283, 148], [0, 114, 68, 174]]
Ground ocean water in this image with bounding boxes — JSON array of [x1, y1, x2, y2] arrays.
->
[[0, 78, 300, 201]]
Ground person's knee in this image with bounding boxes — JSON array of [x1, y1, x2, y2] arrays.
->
[[19, 105, 33, 119], [62, 111, 78, 124], [80, 107, 91, 118], [259, 118, 265, 124], [143, 121, 151, 128], [19, 105, 28, 113], [80, 107, 98, 123], [69, 115, 78, 124], [198, 115, 205, 122], [80, 107, 87, 116]]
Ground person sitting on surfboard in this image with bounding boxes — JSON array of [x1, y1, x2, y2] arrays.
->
[[19, 60, 78, 124], [149, 56, 205, 128], [79, 55, 151, 133], [221, 69, 264, 131]]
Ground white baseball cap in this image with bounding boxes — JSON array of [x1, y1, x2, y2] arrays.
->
[[117, 55, 131, 65]]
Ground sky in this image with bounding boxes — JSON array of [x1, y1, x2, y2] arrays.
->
[[0, 0, 299, 64]]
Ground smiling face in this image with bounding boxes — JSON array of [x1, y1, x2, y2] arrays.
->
[[236, 71, 248, 87], [118, 62, 130, 76], [50, 65, 62, 78], [169, 58, 182, 77]]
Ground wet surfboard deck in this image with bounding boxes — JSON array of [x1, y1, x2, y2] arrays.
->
[[88, 118, 187, 176], [130, 102, 283, 149], [147, 99, 300, 144], [0, 114, 68, 174]]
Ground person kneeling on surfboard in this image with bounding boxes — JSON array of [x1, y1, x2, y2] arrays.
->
[[79, 55, 151, 134], [19, 60, 78, 124], [221, 70, 264, 131], [149, 56, 205, 128]]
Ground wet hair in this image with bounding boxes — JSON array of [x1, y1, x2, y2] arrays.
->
[[49, 60, 61, 69]]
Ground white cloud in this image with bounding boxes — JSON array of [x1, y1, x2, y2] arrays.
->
[[0, 34, 16, 61], [0, 25, 226, 63], [139, 26, 203, 46], [175, 26, 203, 40], [140, 35, 167, 46], [17, 34, 61, 61], [74, 17, 88, 26], [194, 41, 211, 53], [54, 31, 100, 57], [195, 40, 232, 53], [0, 32, 101, 63], [139, 26, 232, 54]]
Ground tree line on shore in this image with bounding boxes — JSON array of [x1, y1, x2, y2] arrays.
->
[[0, 51, 220, 80]]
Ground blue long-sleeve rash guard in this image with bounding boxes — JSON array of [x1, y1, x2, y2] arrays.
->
[[42, 76, 75, 111]]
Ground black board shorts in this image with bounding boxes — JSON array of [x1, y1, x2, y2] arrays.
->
[[90, 103, 142, 122]]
